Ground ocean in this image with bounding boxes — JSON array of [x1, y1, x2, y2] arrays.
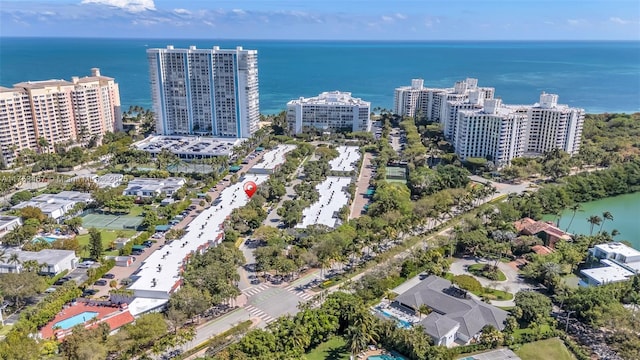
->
[[0, 38, 639, 115]]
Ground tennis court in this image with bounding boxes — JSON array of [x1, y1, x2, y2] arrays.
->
[[81, 213, 143, 230]]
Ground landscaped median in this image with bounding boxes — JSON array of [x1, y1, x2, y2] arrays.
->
[[177, 319, 253, 359]]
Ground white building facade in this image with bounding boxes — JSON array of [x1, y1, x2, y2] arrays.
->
[[148, 45, 259, 138], [394, 78, 584, 167], [455, 99, 528, 167], [286, 91, 371, 134]]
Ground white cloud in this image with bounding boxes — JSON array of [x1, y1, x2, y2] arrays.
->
[[567, 19, 582, 26], [395, 13, 407, 20], [80, 0, 155, 13], [232, 9, 246, 16], [610, 17, 633, 25], [381, 15, 393, 22], [173, 8, 190, 15]]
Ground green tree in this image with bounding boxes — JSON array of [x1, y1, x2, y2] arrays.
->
[[88, 227, 103, 260], [514, 291, 552, 325]]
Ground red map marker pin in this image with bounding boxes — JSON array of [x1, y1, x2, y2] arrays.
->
[[243, 181, 257, 199]]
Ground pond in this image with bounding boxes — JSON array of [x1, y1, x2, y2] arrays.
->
[[548, 192, 640, 250]]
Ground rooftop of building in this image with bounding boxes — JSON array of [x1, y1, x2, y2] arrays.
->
[[593, 242, 640, 258], [0, 216, 22, 228], [329, 146, 361, 172], [123, 177, 185, 194], [394, 275, 508, 339], [297, 176, 352, 229], [580, 259, 636, 284], [514, 217, 571, 240], [11, 191, 93, 212], [148, 45, 256, 54], [251, 144, 296, 170], [135, 135, 243, 157], [288, 91, 370, 107], [127, 171, 270, 299], [1, 248, 76, 267]]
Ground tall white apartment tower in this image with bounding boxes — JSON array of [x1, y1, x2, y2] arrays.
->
[[526, 92, 584, 155], [148, 45, 260, 138], [455, 99, 528, 167], [393, 79, 425, 117], [393, 78, 495, 128]]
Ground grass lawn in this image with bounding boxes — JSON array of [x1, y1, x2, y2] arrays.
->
[[128, 206, 144, 217], [304, 336, 350, 360], [515, 338, 575, 360], [76, 229, 137, 258], [478, 287, 514, 301], [468, 263, 507, 281]]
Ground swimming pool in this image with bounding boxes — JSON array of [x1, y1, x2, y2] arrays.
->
[[376, 307, 413, 328], [32, 236, 60, 244], [368, 353, 407, 360], [54, 312, 99, 330]]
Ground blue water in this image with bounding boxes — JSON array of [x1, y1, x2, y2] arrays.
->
[[32, 236, 59, 244], [376, 307, 413, 329], [54, 311, 99, 330], [0, 39, 638, 115]]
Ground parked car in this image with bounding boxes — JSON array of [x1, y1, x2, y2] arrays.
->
[[54, 276, 72, 286], [94, 279, 108, 286], [82, 289, 98, 296], [102, 273, 116, 279], [44, 287, 57, 294], [78, 260, 95, 268], [143, 240, 154, 248]]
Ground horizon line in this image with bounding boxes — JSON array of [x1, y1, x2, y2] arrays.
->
[[1, 36, 639, 42]]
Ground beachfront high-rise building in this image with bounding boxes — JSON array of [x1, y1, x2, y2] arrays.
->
[[393, 79, 584, 167], [286, 91, 371, 134], [147, 45, 259, 138], [393, 78, 495, 139], [525, 92, 584, 156], [455, 99, 529, 167], [452, 93, 583, 167], [0, 68, 121, 167]]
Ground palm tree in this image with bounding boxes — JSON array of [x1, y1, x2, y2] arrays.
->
[[0, 250, 7, 264], [7, 253, 20, 267], [565, 203, 582, 232], [599, 211, 613, 234], [417, 304, 431, 319], [587, 215, 602, 236], [611, 229, 620, 238]]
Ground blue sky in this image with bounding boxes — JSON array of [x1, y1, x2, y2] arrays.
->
[[1, 0, 639, 40]]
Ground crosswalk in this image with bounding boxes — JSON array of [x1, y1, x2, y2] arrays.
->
[[245, 304, 275, 324], [242, 283, 270, 297], [284, 284, 315, 301]]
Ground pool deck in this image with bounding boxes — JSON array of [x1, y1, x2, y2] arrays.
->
[[40, 302, 132, 339]]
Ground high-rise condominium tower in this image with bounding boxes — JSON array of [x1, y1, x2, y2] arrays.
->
[[147, 45, 259, 138], [0, 68, 120, 167]]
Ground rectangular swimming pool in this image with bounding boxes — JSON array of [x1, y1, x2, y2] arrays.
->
[[54, 311, 99, 330]]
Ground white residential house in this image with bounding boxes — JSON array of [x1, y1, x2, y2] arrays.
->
[[581, 243, 640, 286], [0, 249, 78, 275], [122, 178, 185, 198], [11, 191, 93, 222], [0, 216, 22, 239]]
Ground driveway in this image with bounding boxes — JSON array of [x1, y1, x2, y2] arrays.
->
[[350, 152, 373, 219], [449, 256, 536, 306]]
